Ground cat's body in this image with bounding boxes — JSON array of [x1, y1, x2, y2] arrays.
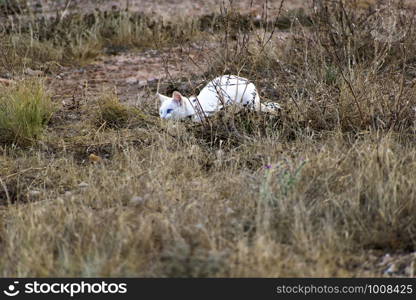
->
[[158, 75, 280, 122]]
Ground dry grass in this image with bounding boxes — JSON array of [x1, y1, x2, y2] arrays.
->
[[0, 9, 204, 72], [1, 0, 416, 277], [2, 123, 416, 276]]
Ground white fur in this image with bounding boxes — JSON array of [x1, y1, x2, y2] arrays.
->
[[158, 75, 280, 122]]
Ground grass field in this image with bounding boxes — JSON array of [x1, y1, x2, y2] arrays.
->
[[1, 0, 416, 277]]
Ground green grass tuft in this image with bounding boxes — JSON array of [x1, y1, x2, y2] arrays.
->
[[0, 79, 54, 145]]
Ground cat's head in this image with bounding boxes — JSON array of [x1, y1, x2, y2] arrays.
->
[[158, 91, 190, 119]]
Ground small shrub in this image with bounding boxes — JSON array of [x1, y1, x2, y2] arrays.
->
[[97, 94, 151, 129], [0, 79, 54, 145], [188, 109, 281, 149]]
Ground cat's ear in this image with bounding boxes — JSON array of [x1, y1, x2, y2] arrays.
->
[[157, 93, 171, 103], [172, 91, 183, 105]]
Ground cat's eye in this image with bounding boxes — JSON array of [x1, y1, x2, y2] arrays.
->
[[166, 109, 173, 114]]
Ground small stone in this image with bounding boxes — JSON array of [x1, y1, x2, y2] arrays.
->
[[28, 190, 41, 196], [138, 80, 148, 88], [25, 68, 43, 76], [195, 223, 204, 229], [225, 207, 234, 215], [64, 191, 72, 197], [78, 182, 89, 188], [147, 78, 158, 85], [89, 153, 102, 163], [129, 196, 144, 206], [0, 73, 12, 79], [106, 65, 119, 71], [126, 77, 138, 84]]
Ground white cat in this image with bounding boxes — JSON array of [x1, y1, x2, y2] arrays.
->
[[157, 75, 280, 122]]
